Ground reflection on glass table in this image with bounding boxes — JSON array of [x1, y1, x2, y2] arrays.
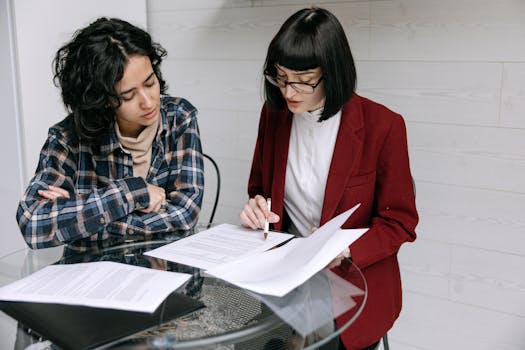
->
[[0, 228, 367, 350]]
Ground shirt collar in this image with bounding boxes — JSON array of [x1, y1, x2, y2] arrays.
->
[[294, 106, 323, 122]]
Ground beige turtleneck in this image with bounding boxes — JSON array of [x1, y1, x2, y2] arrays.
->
[[115, 120, 159, 179]]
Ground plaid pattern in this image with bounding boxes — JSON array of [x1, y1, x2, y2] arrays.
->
[[17, 96, 204, 249]]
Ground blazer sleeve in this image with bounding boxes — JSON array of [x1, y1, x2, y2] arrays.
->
[[349, 114, 418, 269]]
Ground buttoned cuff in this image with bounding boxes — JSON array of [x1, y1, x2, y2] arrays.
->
[[120, 177, 149, 211]]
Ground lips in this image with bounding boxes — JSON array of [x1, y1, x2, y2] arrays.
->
[[286, 99, 301, 106], [143, 108, 157, 119]]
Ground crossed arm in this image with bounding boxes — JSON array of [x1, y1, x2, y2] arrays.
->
[[17, 119, 204, 249]]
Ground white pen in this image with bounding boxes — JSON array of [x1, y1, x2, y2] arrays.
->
[[264, 198, 271, 240]]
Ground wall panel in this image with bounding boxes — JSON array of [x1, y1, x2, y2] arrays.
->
[[357, 61, 502, 126], [450, 246, 525, 317], [501, 63, 525, 129], [391, 291, 525, 349], [415, 182, 525, 254], [370, 0, 525, 62], [149, 3, 370, 60]]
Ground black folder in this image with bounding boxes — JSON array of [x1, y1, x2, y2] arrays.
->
[[0, 292, 205, 350]]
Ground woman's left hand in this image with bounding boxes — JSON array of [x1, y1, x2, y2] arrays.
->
[[327, 248, 351, 269]]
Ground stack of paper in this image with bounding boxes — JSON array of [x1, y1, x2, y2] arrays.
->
[[0, 262, 203, 350], [146, 203, 367, 297], [0, 261, 191, 313], [145, 223, 294, 270]]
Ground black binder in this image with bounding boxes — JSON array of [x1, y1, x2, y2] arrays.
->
[[0, 292, 204, 350]]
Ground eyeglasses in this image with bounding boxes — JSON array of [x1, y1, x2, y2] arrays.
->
[[264, 74, 323, 94]]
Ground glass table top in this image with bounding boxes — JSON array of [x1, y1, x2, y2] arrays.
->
[[0, 230, 367, 350]]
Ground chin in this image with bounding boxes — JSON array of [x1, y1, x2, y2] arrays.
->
[[287, 104, 304, 114]]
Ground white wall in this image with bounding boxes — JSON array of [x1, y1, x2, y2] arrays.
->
[[0, 0, 26, 258], [147, 0, 525, 349], [0, 0, 26, 346]]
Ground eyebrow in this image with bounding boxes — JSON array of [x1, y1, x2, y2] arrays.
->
[[119, 72, 155, 95]]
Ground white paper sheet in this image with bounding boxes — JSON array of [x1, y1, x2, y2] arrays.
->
[[144, 223, 294, 270], [248, 269, 365, 336], [206, 204, 367, 297], [0, 261, 191, 313]]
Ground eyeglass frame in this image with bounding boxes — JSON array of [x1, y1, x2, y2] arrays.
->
[[264, 73, 324, 94]]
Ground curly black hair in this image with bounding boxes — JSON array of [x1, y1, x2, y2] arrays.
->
[[53, 17, 167, 144]]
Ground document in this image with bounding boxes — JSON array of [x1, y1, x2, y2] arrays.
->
[[0, 261, 191, 313], [206, 204, 367, 297], [144, 223, 294, 270]]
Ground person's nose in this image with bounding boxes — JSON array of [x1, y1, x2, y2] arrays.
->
[[283, 84, 297, 99], [138, 89, 154, 109]]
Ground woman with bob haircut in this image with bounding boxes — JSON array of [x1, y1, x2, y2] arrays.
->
[[240, 7, 418, 350], [17, 18, 204, 249]]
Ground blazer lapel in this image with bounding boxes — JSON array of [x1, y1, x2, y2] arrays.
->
[[271, 111, 293, 231], [320, 96, 365, 225]]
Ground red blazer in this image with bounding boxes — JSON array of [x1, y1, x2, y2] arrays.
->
[[248, 94, 418, 349]]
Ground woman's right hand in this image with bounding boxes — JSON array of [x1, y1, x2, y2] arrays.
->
[[240, 194, 280, 230], [38, 185, 70, 201]]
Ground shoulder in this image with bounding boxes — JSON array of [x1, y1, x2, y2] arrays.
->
[[350, 94, 406, 133], [161, 95, 198, 121], [355, 94, 402, 120], [47, 115, 79, 147], [260, 102, 290, 126], [160, 96, 200, 140]]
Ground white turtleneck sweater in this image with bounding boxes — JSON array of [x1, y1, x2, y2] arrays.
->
[[284, 109, 341, 237]]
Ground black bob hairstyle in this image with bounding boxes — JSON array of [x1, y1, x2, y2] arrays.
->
[[263, 7, 357, 121], [53, 17, 167, 143]]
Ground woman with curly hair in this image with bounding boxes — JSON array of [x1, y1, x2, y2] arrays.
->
[[16, 18, 204, 249]]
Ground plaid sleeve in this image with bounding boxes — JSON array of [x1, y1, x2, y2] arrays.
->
[[16, 132, 150, 249], [106, 99, 204, 237]]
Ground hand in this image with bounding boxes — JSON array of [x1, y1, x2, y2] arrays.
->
[[327, 248, 351, 269], [139, 184, 167, 213], [38, 186, 70, 201], [240, 194, 280, 230], [143, 256, 168, 270]]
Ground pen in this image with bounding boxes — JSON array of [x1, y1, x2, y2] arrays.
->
[[264, 198, 271, 240]]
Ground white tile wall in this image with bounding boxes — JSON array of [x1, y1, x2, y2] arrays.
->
[[147, 0, 525, 349]]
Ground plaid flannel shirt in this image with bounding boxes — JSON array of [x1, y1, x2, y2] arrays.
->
[[17, 96, 204, 249]]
